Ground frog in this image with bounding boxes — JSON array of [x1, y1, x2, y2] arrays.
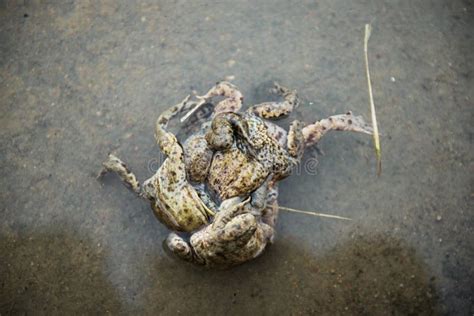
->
[[165, 178, 280, 268], [99, 90, 282, 268], [99, 96, 216, 233]]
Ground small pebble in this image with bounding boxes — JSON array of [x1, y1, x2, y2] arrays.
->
[[390, 76, 396, 82], [436, 215, 442, 221]]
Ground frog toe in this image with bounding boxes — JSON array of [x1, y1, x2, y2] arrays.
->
[[165, 232, 193, 262]]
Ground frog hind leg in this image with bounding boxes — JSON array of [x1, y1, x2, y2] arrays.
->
[[261, 182, 279, 228], [303, 112, 373, 147], [98, 154, 141, 196], [214, 197, 263, 250], [249, 82, 299, 120], [219, 213, 258, 248], [165, 232, 204, 265], [197, 81, 244, 114], [218, 213, 273, 265], [155, 95, 198, 154]]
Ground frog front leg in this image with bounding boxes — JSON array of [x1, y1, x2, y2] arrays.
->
[[303, 112, 373, 147], [155, 95, 196, 153]]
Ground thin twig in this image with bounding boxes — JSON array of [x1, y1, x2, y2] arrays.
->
[[364, 24, 382, 176], [279, 206, 352, 221]]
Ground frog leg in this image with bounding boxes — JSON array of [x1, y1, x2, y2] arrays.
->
[[193, 183, 219, 213], [218, 213, 259, 249], [183, 134, 214, 183], [165, 232, 205, 265], [303, 111, 373, 147], [155, 95, 197, 154], [98, 154, 142, 196], [249, 82, 299, 120], [99, 97, 195, 195], [261, 182, 279, 230], [196, 81, 243, 114], [264, 121, 288, 148], [214, 182, 272, 247], [217, 208, 273, 263], [181, 81, 244, 122], [189, 195, 274, 267], [287, 120, 305, 160]]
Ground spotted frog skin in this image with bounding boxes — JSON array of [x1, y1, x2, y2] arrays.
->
[[99, 96, 216, 233], [98, 91, 284, 268], [166, 178, 280, 268], [188, 81, 373, 203], [181, 82, 304, 202]]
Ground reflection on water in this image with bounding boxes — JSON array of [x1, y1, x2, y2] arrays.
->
[[1, 231, 439, 314]]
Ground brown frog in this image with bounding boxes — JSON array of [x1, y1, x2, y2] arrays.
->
[[165, 180, 280, 268], [99, 96, 216, 233]]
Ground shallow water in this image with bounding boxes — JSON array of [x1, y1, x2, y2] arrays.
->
[[1, 1, 473, 314]]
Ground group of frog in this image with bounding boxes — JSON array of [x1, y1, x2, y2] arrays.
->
[[99, 81, 373, 268]]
